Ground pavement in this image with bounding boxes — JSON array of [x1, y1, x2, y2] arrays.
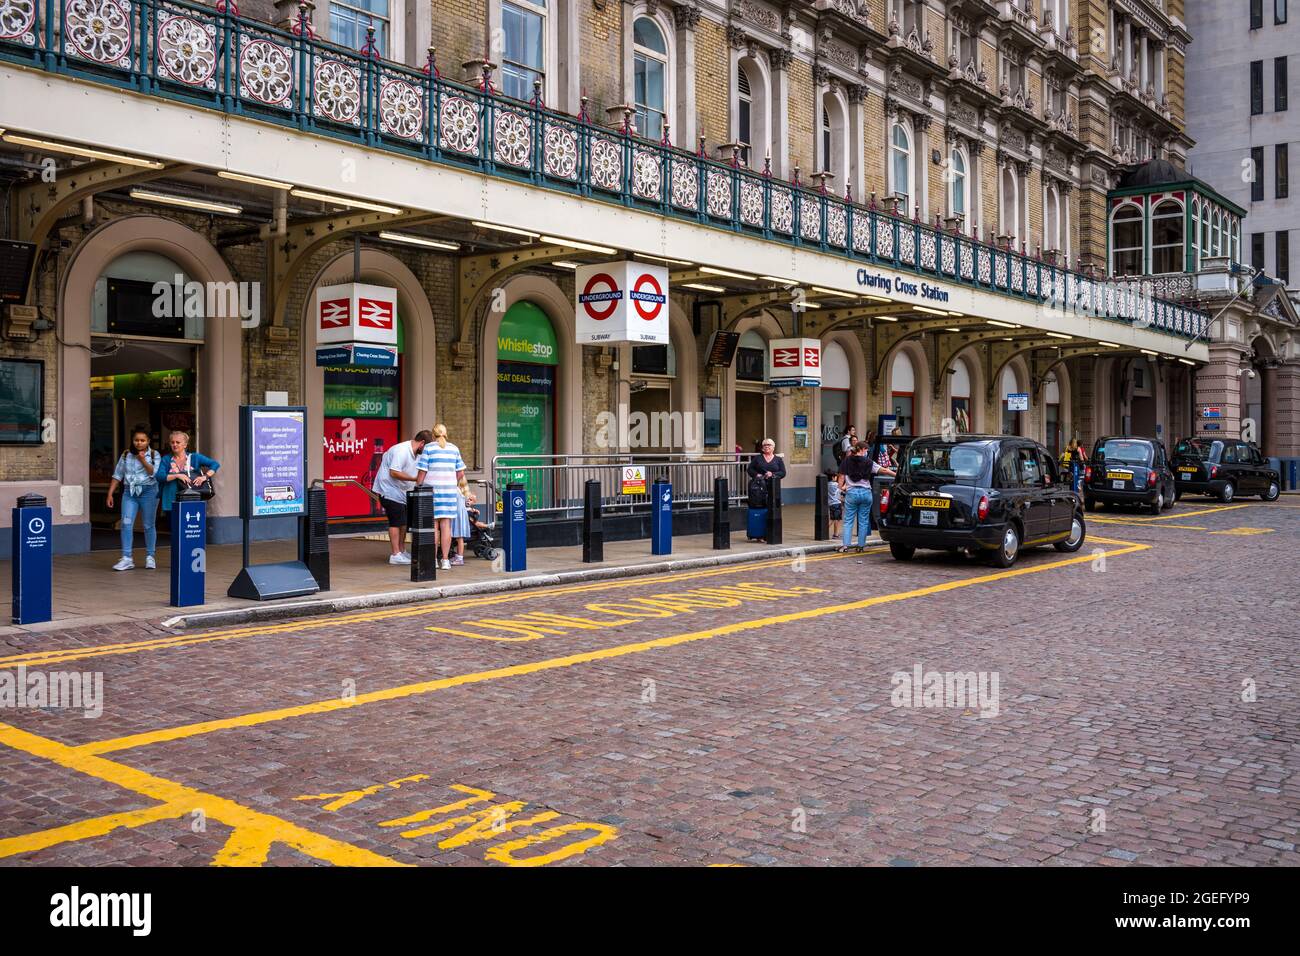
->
[[0, 496, 1297, 867], [0, 505, 827, 635]]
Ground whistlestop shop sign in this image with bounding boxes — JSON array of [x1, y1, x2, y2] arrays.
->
[[316, 283, 399, 346], [575, 261, 670, 344], [768, 338, 822, 388]]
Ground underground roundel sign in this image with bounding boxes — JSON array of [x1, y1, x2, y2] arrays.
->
[[575, 261, 670, 344]]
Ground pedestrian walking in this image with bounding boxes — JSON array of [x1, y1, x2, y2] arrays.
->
[[1069, 439, 1089, 492], [837, 441, 876, 552], [105, 424, 161, 571], [836, 425, 857, 463], [372, 429, 431, 565], [826, 468, 843, 539], [745, 438, 786, 543], [159, 430, 221, 516], [415, 423, 466, 571]]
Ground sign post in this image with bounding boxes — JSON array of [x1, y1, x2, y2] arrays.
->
[[228, 405, 319, 601], [169, 487, 207, 608], [651, 479, 673, 555], [11, 493, 52, 625], [575, 261, 670, 344], [503, 483, 527, 572]]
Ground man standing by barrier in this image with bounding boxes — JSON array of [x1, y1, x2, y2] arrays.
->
[[372, 429, 432, 565]]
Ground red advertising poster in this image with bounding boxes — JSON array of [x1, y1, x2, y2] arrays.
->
[[323, 416, 399, 520]]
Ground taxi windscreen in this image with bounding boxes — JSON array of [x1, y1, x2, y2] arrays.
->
[[1092, 439, 1154, 467], [899, 442, 990, 485], [1174, 438, 1217, 460]]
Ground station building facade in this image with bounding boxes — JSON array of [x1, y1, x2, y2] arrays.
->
[[0, 0, 1226, 553]]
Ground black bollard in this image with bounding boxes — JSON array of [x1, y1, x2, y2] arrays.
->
[[712, 476, 730, 550], [300, 485, 331, 591], [814, 474, 829, 541], [583, 479, 604, 563], [766, 474, 783, 545], [407, 485, 437, 582]]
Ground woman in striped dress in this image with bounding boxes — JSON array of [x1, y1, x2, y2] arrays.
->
[[415, 423, 466, 571]]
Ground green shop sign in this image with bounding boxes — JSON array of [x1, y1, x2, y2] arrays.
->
[[496, 301, 558, 365], [113, 368, 195, 401]]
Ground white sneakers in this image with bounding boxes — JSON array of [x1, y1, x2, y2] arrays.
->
[[145, 555, 157, 570], [112, 556, 134, 571], [389, 552, 412, 565], [439, 559, 451, 571]]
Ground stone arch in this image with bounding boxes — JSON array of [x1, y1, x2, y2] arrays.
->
[[479, 273, 583, 470], [300, 248, 438, 480], [945, 345, 986, 433], [880, 338, 931, 435], [614, 298, 700, 453], [54, 215, 241, 531]]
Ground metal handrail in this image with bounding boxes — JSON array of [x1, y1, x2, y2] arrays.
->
[[0, 0, 1209, 340]]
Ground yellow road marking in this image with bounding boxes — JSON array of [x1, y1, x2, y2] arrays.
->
[[1089, 519, 1211, 530], [72, 539, 1147, 758], [0, 551, 860, 671], [1208, 527, 1274, 535], [0, 721, 406, 866], [1089, 503, 1254, 523]]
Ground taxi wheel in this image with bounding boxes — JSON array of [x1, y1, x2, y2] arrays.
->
[[1220, 481, 1235, 503], [990, 524, 1020, 568], [889, 542, 915, 561], [1262, 481, 1280, 501], [1054, 514, 1086, 552], [1162, 489, 1176, 510], [1148, 490, 1164, 515]]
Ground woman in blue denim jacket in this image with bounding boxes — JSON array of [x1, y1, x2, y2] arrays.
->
[[105, 424, 161, 571], [158, 430, 221, 516]]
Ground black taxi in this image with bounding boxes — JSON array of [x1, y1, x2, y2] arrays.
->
[[1083, 436, 1176, 515], [879, 435, 1086, 568], [1170, 437, 1281, 502]]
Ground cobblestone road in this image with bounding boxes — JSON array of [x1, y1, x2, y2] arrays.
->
[[2, 499, 1297, 867]]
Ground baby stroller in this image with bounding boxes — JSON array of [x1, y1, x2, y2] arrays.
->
[[464, 500, 500, 561]]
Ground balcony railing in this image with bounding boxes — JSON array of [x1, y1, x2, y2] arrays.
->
[[0, 0, 1208, 340]]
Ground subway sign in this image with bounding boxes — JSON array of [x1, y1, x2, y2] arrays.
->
[[856, 268, 951, 304], [574, 261, 670, 344]]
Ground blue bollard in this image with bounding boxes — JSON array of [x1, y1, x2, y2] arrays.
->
[[169, 489, 207, 608], [651, 480, 672, 555], [502, 483, 527, 572], [11, 493, 53, 625]]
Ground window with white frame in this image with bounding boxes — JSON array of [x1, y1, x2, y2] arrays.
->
[[949, 147, 968, 222], [950, 21, 976, 69], [820, 92, 848, 192], [1000, 166, 1021, 242], [890, 121, 912, 207], [330, 0, 390, 54], [633, 16, 668, 140], [891, 0, 923, 36], [737, 62, 753, 166], [502, 0, 546, 101], [1045, 184, 1061, 252], [1110, 201, 1144, 275], [1150, 198, 1184, 274], [1190, 198, 1200, 268]]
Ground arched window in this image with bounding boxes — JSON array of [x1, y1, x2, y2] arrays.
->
[[950, 358, 973, 433], [736, 61, 755, 166], [1213, 210, 1223, 257], [1201, 203, 1210, 255], [633, 16, 668, 140], [950, 148, 968, 221], [890, 122, 912, 208], [1001, 166, 1020, 242], [1231, 219, 1241, 264], [1190, 198, 1200, 268], [1045, 184, 1061, 252], [823, 107, 832, 172], [890, 350, 916, 434], [1150, 198, 1184, 274], [1110, 201, 1144, 276], [819, 341, 852, 471], [819, 91, 849, 194]]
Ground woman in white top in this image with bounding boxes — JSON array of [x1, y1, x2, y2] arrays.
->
[[415, 423, 466, 571]]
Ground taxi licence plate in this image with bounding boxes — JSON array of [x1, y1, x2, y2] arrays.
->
[[1111, 480, 1126, 489], [1107, 471, 1133, 480], [1179, 472, 1190, 480], [1178, 466, 1198, 473], [919, 510, 938, 526], [911, 497, 950, 509]]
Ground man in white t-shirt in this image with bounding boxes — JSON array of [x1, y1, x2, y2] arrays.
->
[[372, 429, 432, 565]]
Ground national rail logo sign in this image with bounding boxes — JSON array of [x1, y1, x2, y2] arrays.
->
[[768, 338, 822, 388], [575, 261, 670, 344], [316, 283, 399, 346]]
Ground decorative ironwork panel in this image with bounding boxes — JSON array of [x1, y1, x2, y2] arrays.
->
[[960, 243, 974, 279], [706, 169, 733, 219], [874, 217, 895, 258], [155, 7, 217, 89], [898, 226, 915, 264], [852, 211, 871, 253], [64, 0, 133, 68], [940, 238, 956, 275], [739, 178, 764, 226], [631, 147, 661, 200], [799, 196, 821, 241], [670, 158, 698, 209], [770, 187, 794, 234], [994, 256, 1008, 288], [493, 108, 532, 168], [826, 203, 847, 247], [313, 57, 362, 126], [977, 248, 991, 284], [238, 33, 294, 108], [378, 73, 423, 141], [919, 231, 936, 270], [1010, 258, 1024, 293], [543, 121, 578, 180], [0, 0, 38, 46], [589, 136, 623, 192], [439, 95, 481, 155]]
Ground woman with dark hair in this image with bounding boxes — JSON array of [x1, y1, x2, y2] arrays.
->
[[837, 441, 876, 552], [105, 424, 161, 571]]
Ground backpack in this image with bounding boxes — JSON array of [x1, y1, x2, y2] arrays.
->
[[747, 475, 768, 508]]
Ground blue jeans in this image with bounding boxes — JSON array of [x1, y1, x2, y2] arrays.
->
[[842, 486, 873, 548], [120, 484, 159, 558]]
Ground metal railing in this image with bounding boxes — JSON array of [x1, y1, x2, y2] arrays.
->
[[490, 453, 763, 518], [0, 0, 1211, 340]]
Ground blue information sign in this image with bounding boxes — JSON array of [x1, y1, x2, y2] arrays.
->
[[503, 484, 527, 572], [651, 480, 673, 556], [170, 494, 207, 607], [248, 407, 307, 518], [11, 496, 52, 625]]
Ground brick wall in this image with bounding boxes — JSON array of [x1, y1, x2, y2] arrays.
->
[[788, 60, 815, 175], [694, 18, 730, 148]]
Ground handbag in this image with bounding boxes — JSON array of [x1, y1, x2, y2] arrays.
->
[[193, 470, 217, 500]]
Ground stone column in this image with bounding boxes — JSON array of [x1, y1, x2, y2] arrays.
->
[[848, 84, 868, 200], [768, 47, 793, 179], [674, 3, 701, 148], [1273, 360, 1300, 457], [1262, 363, 1279, 455], [1197, 344, 1252, 441]]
